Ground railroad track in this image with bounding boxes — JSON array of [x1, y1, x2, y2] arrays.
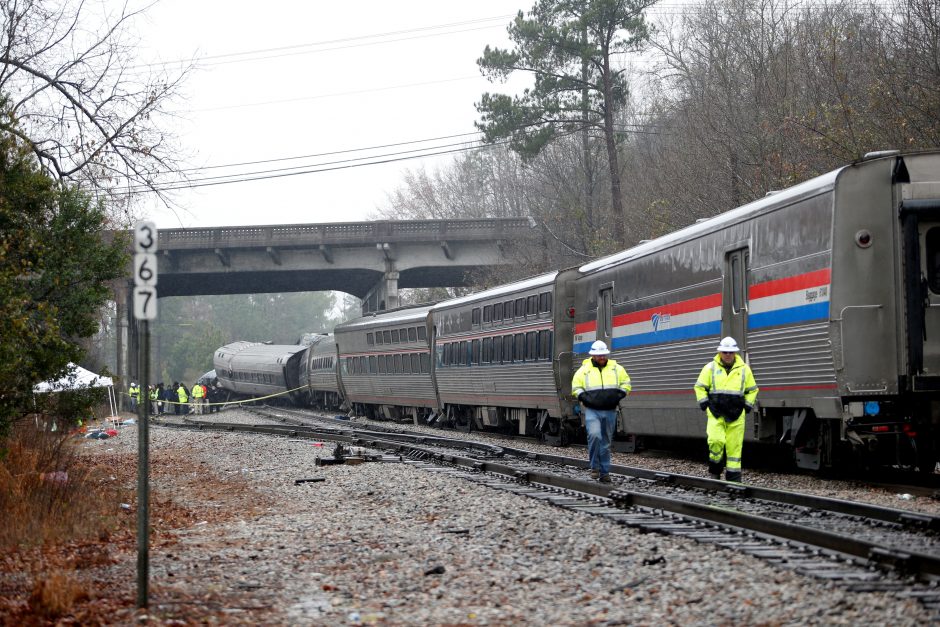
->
[[156, 410, 940, 617]]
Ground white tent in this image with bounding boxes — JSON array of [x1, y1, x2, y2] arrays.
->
[[33, 363, 118, 419]]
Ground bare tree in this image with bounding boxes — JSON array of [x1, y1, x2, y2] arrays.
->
[[0, 0, 189, 215]]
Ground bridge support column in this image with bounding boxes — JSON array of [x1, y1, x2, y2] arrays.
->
[[362, 265, 400, 314], [114, 281, 131, 412]]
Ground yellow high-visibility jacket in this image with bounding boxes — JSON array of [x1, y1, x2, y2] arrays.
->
[[694, 354, 758, 421], [571, 357, 631, 410]]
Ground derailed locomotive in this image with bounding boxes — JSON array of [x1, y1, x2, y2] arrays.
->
[[215, 150, 940, 471]]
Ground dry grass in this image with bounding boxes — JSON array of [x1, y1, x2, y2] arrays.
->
[[0, 419, 133, 622], [26, 570, 89, 620], [0, 419, 129, 549]]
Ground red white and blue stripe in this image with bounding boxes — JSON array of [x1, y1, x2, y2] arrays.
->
[[574, 269, 831, 354]]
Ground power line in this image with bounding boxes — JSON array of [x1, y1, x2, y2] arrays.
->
[[131, 15, 514, 71], [119, 141, 502, 195], [178, 131, 486, 174]]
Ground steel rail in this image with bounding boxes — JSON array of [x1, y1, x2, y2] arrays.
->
[[155, 417, 940, 579], [253, 405, 940, 529]]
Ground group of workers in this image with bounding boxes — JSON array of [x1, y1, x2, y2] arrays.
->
[[127, 381, 225, 416], [572, 336, 758, 484]]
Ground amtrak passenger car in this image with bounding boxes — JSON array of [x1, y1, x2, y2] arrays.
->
[[213, 341, 307, 404], [574, 150, 940, 470], [430, 270, 579, 437], [333, 304, 436, 422]]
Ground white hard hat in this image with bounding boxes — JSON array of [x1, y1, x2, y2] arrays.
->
[[589, 340, 611, 356], [717, 337, 740, 352], [131, 382, 136, 386]]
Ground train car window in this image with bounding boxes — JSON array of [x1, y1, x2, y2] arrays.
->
[[527, 295, 538, 316], [377, 355, 386, 374], [483, 305, 492, 324], [515, 333, 526, 361], [383, 330, 391, 344], [399, 328, 408, 342], [471, 339, 481, 364], [598, 287, 613, 342], [366, 333, 374, 345], [504, 300, 514, 319], [493, 336, 503, 363], [408, 327, 417, 342], [358, 356, 366, 373], [515, 298, 525, 318], [482, 337, 492, 363], [375, 332, 383, 345], [459, 340, 469, 366], [503, 334, 513, 362], [442, 343, 450, 366], [526, 331, 538, 359], [539, 292, 552, 313], [369, 355, 377, 374], [393, 354, 402, 373], [493, 302, 503, 322], [342, 358, 351, 375], [471, 308, 481, 327], [928, 228, 940, 293], [402, 354, 412, 374], [728, 248, 749, 314], [420, 353, 430, 373], [417, 326, 427, 341], [411, 353, 420, 373], [389, 329, 399, 343], [731, 255, 742, 312], [539, 330, 553, 359]]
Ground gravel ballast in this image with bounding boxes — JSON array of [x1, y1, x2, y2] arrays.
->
[[76, 409, 936, 625]]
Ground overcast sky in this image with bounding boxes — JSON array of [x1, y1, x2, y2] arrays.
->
[[129, 0, 529, 229]]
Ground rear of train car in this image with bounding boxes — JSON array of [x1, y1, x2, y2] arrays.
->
[[298, 333, 343, 410], [574, 150, 940, 471]]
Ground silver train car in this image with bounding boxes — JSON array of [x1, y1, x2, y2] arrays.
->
[[299, 333, 342, 410], [333, 304, 436, 422], [574, 150, 940, 470], [210, 151, 940, 471], [213, 341, 307, 404], [430, 271, 579, 438]]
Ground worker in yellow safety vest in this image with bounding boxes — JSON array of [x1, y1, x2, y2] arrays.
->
[[128, 382, 140, 412], [176, 383, 189, 416], [191, 381, 205, 414], [571, 340, 631, 483], [694, 337, 759, 483]]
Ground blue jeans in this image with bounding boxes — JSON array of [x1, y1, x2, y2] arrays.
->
[[584, 407, 617, 475]]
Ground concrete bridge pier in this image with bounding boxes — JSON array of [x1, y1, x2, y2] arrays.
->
[[362, 261, 400, 314]]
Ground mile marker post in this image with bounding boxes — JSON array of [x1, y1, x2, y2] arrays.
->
[[133, 221, 158, 609]]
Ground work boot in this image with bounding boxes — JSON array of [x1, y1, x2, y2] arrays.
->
[[598, 474, 612, 483], [590, 469, 600, 480], [725, 471, 742, 483], [709, 472, 722, 480]]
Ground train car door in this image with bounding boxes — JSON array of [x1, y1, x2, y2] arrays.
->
[[902, 201, 940, 381], [724, 247, 750, 356], [596, 283, 613, 349]]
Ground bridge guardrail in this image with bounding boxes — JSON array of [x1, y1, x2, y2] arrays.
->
[[155, 218, 536, 249]]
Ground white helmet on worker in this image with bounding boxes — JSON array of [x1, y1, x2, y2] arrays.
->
[[589, 340, 611, 356], [717, 337, 740, 353]]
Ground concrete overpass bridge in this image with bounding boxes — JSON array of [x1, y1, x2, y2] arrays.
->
[[115, 217, 537, 385]]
